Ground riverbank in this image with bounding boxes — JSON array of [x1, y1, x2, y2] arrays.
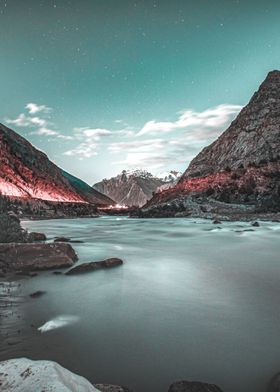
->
[[1, 217, 280, 391]]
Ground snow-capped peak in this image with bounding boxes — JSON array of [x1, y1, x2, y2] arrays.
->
[[156, 171, 182, 183]]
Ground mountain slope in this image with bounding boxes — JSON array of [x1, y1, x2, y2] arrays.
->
[[93, 170, 167, 207], [140, 71, 280, 219], [0, 123, 113, 206]]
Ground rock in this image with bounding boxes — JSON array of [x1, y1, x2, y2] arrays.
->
[[54, 237, 84, 243], [29, 291, 46, 298], [267, 373, 280, 392], [54, 237, 71, 242], [251, 221, 260, 227], [15, 271, 38, 277], [101, 258, 123, 268], [28, 232, 47, 242], [66, 258, 123, 275], [94, 384, 133, 392], [53, 270, 63, 275], [0, 357, 99, 391], [0, 243, 78, 272], [0, 213, 28, 243], [168, 380, 223, 392], [213, 219, 222, 224]]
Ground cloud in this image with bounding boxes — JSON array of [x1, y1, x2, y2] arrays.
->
[[63, 127, 113, 158], [108, 138, 166, 153], [137, 104, 242, 136], [73, 127, 112, 140], [6, 113, 47, 128], [31, 127, 58, 136], [26, 103, 52, 114], [5, 103, 72, 141], [108, 104, 243, 170], [64, 142, 99, 158]]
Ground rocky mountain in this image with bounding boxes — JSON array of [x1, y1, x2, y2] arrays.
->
[[156, 170, 182, 192], [93, 169, 169, 207], [138, 71, 280, 220], [0, 123, 113, 207]]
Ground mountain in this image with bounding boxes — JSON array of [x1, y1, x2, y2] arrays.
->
[[0, 123, 113, 206], [157, 170, 182, 182], [138, 71, 280, 219], [93, 169, 168, 207], [156, 170, 182, 192]]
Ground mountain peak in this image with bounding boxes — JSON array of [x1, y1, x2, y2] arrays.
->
[[180, 70, 280, 180], [0, 123, 113, 206], [93, 169, 181, 207], [141, 71, 280, 218]]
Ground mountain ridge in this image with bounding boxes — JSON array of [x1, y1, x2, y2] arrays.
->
[[0, 123, 114, 207], [93, 170, 181, 207], [138, 70, 280, 219]]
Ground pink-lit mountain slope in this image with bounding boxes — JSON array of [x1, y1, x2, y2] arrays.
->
[[0, 123, 113, 206]]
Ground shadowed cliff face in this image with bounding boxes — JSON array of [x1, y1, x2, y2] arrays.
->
[[181, 70, 280, 180], [140, 71, 280, 218], [0, 123, 113, 206]]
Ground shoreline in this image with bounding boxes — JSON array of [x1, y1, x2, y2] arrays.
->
[[1, 217, 280, 392]]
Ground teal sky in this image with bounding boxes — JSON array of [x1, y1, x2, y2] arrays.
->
[[1, 0, 280, 184]]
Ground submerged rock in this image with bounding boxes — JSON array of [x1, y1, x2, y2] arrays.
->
[[0, 243, 78, 272], [54, 236, 71, 242], [251, 221, 260, 227], [29, 290, 46, 298], [66, 258, 123, 275], [54, 237, 84, 243], [0, 357, 99, 391], [168, 380, 223, 392], [94, 384, 133, 392]]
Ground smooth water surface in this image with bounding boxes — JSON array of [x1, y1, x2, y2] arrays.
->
[[1, 217, 280, 391]]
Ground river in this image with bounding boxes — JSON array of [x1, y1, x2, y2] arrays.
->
[[1, 216, 280, 392]]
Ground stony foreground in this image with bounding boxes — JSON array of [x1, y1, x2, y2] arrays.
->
[[0, 358, 279, 391]]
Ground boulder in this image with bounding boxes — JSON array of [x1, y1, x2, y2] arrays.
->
[[29, 291, 46, 298], [0, 213, 27, 243], [94, 384, 133, 392], [212, 219, 222, 224], [0, 243, 78, 272], [267, 373, 280, 392], [28, 232, 47, 242], [66, 258, 123, 275], [168, 380, 223, 392], [251, 221, 260, 227], [0, 357, 99, 391]]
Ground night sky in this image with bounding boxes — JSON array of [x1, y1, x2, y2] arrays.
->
[[1, 0, 280, 184]]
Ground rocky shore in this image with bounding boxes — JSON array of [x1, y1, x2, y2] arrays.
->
[[1, 213, 279, 392], [132, 196, 280, 221], [0, 357, 279, 391]]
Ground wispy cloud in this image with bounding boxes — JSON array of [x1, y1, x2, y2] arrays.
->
[[6, 113, 47, 128], [108, 138, 166, 153], [108, 104, 242, 170], [137, 104, 242, 136], [74, 127, 112, 140], [63, 127, 113, 158], [5, 103, 72, 141], [25, 103, 52, 114], [64, 142, 99, 158]]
